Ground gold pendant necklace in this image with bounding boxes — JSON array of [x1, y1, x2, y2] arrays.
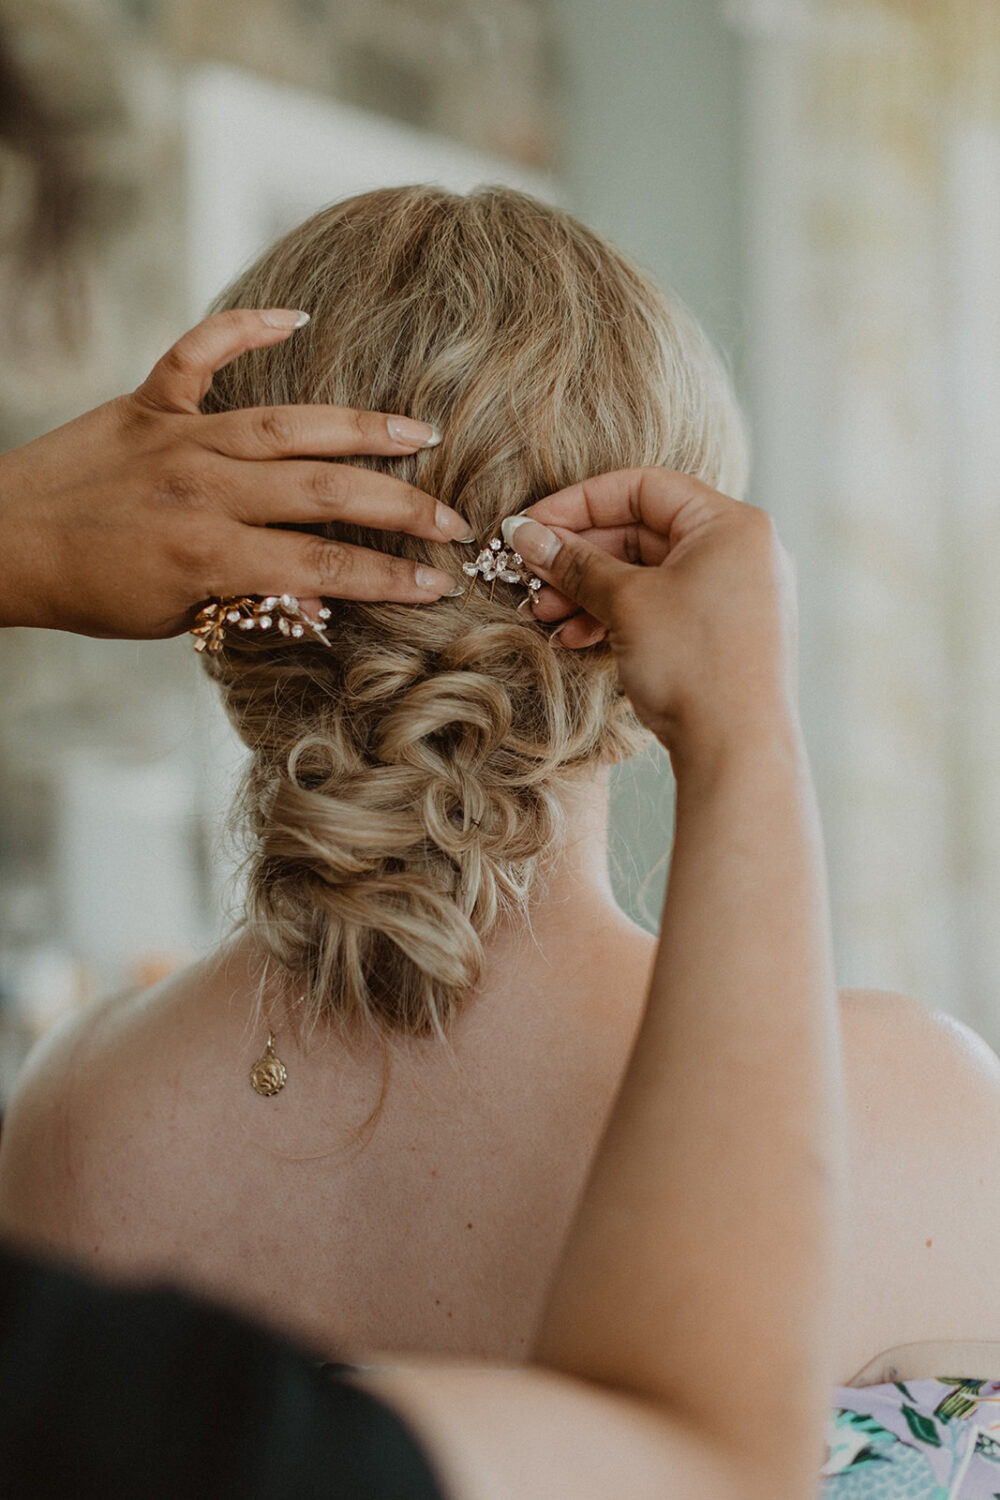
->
[[250, 1030, 288, 1097]]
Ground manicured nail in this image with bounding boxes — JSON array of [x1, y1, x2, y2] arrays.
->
[[434, 502, 476, 542], [387, 416, 442, 448], [501, 515, 559, 568], [259, 308, 311, 329], [415, 566, 462, 595]]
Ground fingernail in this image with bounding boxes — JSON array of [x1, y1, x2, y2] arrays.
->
[[415, 566, 462, 595], [387, 416, 442, 448], [259, 308, 311, 329], [434, 502, 476, 542], [501, 515, 559, 568]]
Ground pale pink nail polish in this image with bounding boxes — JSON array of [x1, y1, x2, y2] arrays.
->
[[501, 515, 559, 567], [388, 416, 442, 447], [260, 309, 311, 329], [415, 566, 462, 595]]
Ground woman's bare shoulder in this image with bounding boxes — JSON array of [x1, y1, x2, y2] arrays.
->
[[0, 956, 214, 1260], [839, 985, 1000, 1155], [840, 984, 1000, 1071], [0, 989, 125, 1254], [835, 986, 1000, 1380]]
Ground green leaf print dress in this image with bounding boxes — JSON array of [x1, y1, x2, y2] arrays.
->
[[824, 1378, 1000, 1498]]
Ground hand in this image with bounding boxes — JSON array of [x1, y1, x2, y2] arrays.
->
[[506, 468, 798, 761], [0, 309, 471, 639]]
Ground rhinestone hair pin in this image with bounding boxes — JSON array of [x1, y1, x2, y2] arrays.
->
[[461, 537, 543, 606], [190, 595, 332, 654]]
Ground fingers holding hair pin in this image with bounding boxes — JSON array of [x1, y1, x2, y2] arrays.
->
[[192, 530, 541, 650]]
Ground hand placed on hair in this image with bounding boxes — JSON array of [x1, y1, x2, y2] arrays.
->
[[507, 468, 798, 762], [0, 309, 470, 639]]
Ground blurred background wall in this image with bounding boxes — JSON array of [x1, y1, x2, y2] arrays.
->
[[2, 0, 999, 1100]]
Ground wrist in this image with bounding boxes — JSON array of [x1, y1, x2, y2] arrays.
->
[[0, 451, 57, 629], [668, 704, 806, 794]]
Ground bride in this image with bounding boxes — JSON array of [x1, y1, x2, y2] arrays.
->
[[2, 184, 999, 1410]]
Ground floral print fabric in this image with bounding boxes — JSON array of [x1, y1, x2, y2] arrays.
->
[[824, 1379, 1000, 1498]]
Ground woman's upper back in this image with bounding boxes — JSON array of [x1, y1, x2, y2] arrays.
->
[[4, 921, 1000, 1390], [0, 909, 654, 1361]]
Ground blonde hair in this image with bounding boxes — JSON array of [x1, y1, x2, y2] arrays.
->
[[203, 184, 747, 1038]]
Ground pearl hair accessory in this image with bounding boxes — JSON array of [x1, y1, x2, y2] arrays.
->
[[190, 595, 332, 653], [190, 532, 540, 653]]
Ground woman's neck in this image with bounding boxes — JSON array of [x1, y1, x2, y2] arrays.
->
[[478, 768, 650, 988]]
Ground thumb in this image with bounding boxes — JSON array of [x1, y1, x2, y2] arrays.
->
[[502, 515, 628, 626]]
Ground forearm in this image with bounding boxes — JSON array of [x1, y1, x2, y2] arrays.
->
[[536, 722, 843, 1490]]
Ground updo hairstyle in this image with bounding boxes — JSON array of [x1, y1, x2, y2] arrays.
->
[[202, 185, 747, 1039]]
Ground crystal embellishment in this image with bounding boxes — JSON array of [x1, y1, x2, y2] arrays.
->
[[461, 538, 542, 603]]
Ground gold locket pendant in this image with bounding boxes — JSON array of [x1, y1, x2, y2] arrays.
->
[[250, 1030, 287, 1097]]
